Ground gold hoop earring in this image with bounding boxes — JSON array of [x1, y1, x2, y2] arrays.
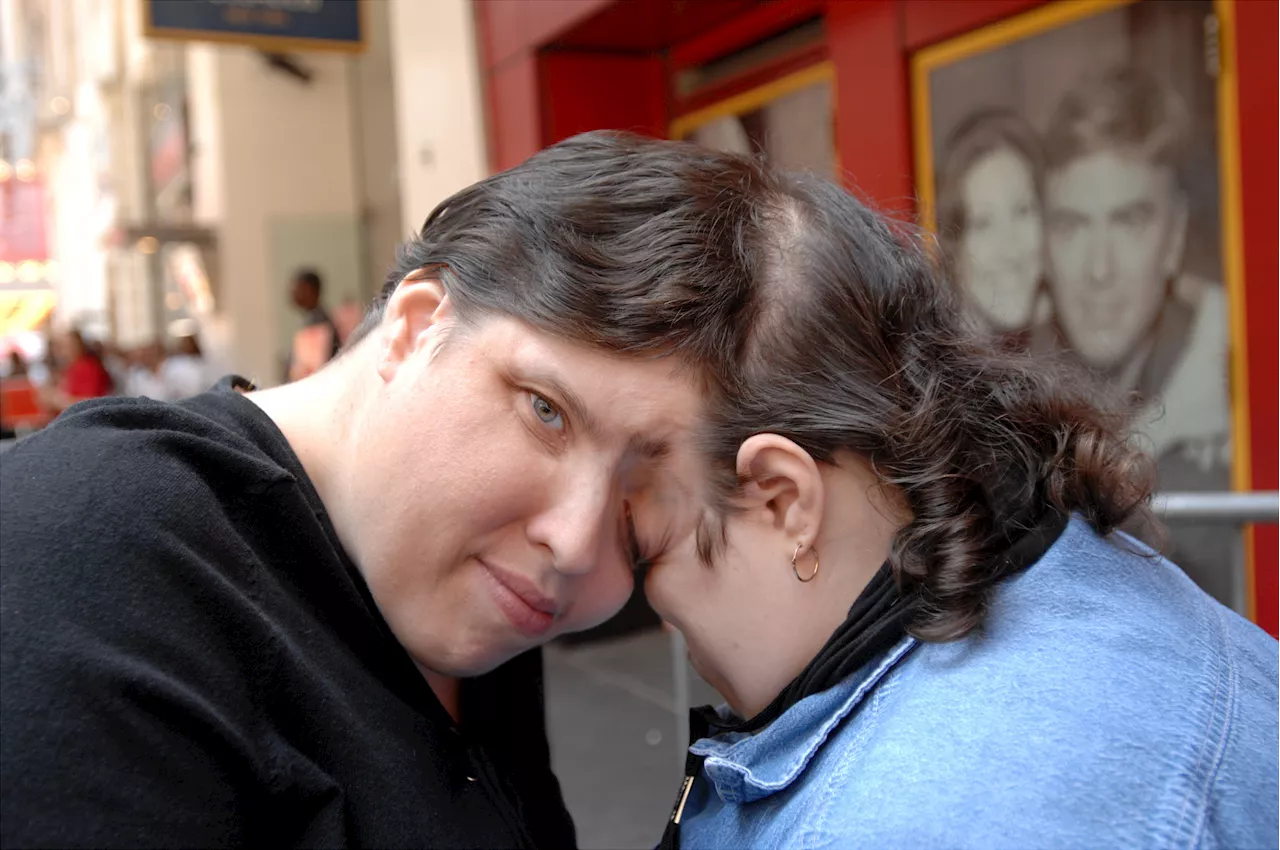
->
[[792, 543, 819, 583]]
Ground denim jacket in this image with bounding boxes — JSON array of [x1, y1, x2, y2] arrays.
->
[[677, 518, 1279, 849]]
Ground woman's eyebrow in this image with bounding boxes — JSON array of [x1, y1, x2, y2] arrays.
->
[[627, 434, 671, 461], [517, 362, 676, 461]]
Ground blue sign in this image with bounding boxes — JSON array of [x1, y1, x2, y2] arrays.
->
[[144, 0, 363, 53]]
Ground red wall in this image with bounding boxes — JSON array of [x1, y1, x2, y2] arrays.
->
[[486, 53, 540, 174], [1232, 0, 1278, 634], [475, 0, 613, 69], [540, 53, 667, 147], [826, 0, 913, 215], [476, 0, 1277, 633]]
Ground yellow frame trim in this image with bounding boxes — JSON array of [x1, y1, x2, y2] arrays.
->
[[1213, 0, 1255, 620], [141, 0, 368, 55], [909, 0, 1255, 618], [670, 62, 835, 141]]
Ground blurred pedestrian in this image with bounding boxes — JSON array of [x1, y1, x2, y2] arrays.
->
[[53, 329, 113, 406], [287, 268, 341, 382], [0, 351, 41, 439], [332, 297, 364, 347], [123, 341, 168, 399], [3, 351, 28, 380], [160, 334, 209, 400]]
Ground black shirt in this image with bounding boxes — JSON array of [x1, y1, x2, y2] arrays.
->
[[0, 380, 576, 848]]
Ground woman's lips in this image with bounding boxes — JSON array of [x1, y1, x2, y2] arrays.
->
[[479, 559, 560, 638]]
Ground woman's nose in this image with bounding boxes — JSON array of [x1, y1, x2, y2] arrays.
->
[[527, 479, 617, 577]]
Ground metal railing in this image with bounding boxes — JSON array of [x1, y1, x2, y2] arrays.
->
[[1153, 491, 1278, 524]]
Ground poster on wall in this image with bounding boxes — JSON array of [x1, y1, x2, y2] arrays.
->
[[911, 0, 1246, 609]]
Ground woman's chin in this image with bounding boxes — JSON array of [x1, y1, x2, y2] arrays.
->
[[685, 645, 730, 704]]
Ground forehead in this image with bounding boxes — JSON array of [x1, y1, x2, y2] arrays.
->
[[968, 147, 1032, 183], [964, 150, 1035, 204], [1046, 150, 1175, 208]]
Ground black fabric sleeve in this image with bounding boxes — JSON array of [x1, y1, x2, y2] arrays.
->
[[1, 423, 276, 848]]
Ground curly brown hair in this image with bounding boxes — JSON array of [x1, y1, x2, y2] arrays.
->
[[695, 169, 1157, 642]]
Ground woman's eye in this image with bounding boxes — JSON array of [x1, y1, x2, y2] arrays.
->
[[530, 393, 564, 429]]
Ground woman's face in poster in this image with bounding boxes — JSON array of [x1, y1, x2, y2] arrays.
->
[[957, 146, 1044, 331]]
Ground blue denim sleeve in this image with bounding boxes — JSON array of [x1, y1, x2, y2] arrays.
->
[[1198, 608, 1279, 850]]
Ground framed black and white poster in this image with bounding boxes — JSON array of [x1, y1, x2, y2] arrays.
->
[[912, 0, 1251, 610]]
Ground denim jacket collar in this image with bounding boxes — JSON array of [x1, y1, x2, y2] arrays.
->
[[690, 636, 918, 804]]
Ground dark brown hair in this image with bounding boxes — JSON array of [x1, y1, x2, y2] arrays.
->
[[350, 131, 782, 395], [363, 131, 1154, 643]]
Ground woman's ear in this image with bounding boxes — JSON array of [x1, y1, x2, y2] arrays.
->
[[735, 434, 825, 546], [377, 271, 455, 383]]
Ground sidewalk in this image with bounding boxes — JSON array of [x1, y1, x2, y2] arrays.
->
[[544, 629, 720, 849]]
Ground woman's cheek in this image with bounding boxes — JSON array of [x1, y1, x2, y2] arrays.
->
[[566, 565, 635, 633]]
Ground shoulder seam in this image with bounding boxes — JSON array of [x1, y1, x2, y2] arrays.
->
[[1169, 600, 1238, 850]]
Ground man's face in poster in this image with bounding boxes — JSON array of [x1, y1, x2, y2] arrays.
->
[[1044, 149, 1188, 370]]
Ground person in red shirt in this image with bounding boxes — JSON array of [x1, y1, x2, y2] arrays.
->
[[55, 330, 113, 405]]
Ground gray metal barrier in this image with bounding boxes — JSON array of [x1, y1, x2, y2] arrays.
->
[[1153, 491, 1279, 524]]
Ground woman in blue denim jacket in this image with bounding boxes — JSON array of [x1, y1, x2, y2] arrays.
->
[[640, 169, 1279, 849]]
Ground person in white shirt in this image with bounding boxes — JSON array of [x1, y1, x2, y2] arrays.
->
[[160, 335, 208, 401]]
